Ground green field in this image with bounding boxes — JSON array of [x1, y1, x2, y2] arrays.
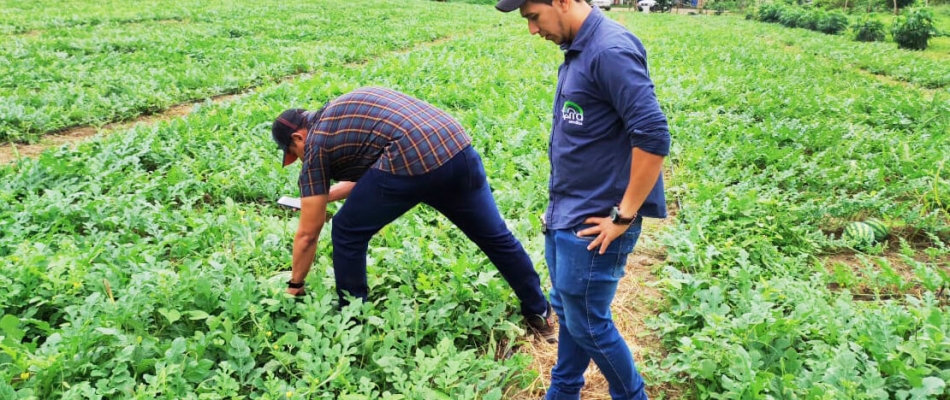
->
[[1, 0, 949, 399]]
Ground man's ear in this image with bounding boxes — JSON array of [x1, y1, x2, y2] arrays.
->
[[291, 128, 307, 144], [556, 0, 573, 12]]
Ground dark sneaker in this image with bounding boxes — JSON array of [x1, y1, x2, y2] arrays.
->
[[526, 303, 557, 343]]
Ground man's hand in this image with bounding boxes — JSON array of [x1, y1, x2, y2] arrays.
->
[[578, 216, 630, 255], [286, 286, 306, 297], [576, 147, 663, 254]]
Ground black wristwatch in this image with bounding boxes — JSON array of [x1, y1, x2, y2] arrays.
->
[[286, 280, 305, 289], [610, 206, 636, 225]]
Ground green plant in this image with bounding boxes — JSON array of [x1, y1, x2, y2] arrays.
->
[[879, 0, 917, 10], [818, 10, 851, 34], [757, 3, 785, 22], [778, 8, 807, 28], [892, 8, 937, 50], [853, 18, 887, 41], [4, 5, 950, 399]]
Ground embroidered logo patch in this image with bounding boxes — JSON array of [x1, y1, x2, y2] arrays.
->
[[562, 101, 584, 126]]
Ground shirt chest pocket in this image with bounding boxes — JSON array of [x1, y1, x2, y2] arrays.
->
[[558, 92, 590, 136]]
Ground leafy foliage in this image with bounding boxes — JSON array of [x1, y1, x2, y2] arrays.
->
[[892, 8, 937, 50], [641, 12, 950, 399], [817, 10, 850, 34], [0, 0, 505, 143], [754, 4, 849, 34], [0, 3, 549, 398], [2, 4, 950, 400], [854, 18, 887, 42]]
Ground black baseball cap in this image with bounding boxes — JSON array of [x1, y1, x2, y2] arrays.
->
[[271, 108, 307, 166], [496, 0, 527, 12]]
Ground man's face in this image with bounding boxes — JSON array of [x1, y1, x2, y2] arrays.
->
[[520, 0, 569, 45]]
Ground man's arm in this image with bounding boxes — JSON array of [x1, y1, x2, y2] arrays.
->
[[579, 46, 670, 253], [287, 194, 329, 296], [581, 148, 664, 254], [328, 181, 356, 202], [618, 148, 664, 222]]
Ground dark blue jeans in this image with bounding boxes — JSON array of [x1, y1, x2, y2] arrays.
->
[[544, 219, 648, 400], [329, 145, 548, 317]]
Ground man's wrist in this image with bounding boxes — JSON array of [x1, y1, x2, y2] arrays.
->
[[610, 205, 636, 225], [286, 280, 305, 289]]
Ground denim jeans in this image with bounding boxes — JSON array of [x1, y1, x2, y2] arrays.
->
[[544, 219, 648, 400], [329, 145, 548, 317]]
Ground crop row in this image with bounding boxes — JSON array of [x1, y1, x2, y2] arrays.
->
[[0, 0, 504, 142], [636, 13, 950, 398], [0, 10, 562, 397], [1, 5, 948, 399]]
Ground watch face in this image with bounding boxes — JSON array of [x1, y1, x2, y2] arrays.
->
[[611, 206, 631, 224]]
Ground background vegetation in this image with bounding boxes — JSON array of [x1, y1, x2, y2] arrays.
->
[[1, 0, 948, 398]]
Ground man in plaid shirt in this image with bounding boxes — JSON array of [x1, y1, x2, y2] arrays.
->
[[271, 87, 556, 342]]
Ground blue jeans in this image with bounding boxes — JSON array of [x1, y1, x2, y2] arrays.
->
[[544, 219, 648, 400], [329, 145, 548, 317]]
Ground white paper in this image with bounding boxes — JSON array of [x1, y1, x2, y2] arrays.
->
[[276, 196, 301, 210]]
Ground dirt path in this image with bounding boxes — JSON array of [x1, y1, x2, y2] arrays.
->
[[0, 96, 238, 165]]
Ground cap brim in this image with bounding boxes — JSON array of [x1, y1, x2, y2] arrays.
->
[[282, 151, 298, 167], [495, 0, 525, 12]]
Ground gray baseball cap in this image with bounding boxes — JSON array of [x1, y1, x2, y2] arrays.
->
[[495, 0, 527, 12]]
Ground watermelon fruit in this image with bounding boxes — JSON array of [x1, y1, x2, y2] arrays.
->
[[843, 221, 875, 248], [863, 218, 888, 241]]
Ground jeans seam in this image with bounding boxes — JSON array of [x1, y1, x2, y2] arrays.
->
[[585, 251, 631, 397]]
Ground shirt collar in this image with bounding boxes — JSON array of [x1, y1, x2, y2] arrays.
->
[[560, 6, 605, 54]]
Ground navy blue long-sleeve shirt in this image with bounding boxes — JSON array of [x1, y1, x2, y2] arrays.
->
[[545, 7, 671, 230]]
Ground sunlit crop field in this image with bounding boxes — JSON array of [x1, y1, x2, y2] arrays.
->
[[2, 1, 948, 398]]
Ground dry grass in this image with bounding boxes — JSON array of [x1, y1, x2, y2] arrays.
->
[[506, 218, 687, 399]]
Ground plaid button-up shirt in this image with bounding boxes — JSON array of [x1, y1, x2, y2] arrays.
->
[[298, 87, 472, 197]]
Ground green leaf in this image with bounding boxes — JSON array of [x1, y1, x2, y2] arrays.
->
[[699, 359, 717, 379], [0, 315, 23, 342], [185, 310, 210, 320], [910, 377, 946, 398], [339, 395, 370, 400], [169, 338, 187, 356], [159, 308, 181, 324], [184, 358, 214, 383], [228, 335, 251, 359], [418, 387, 453, 400], [95, 327, 119, 336]]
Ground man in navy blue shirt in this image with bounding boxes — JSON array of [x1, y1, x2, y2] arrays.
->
[[496, 0, 671, 398]]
